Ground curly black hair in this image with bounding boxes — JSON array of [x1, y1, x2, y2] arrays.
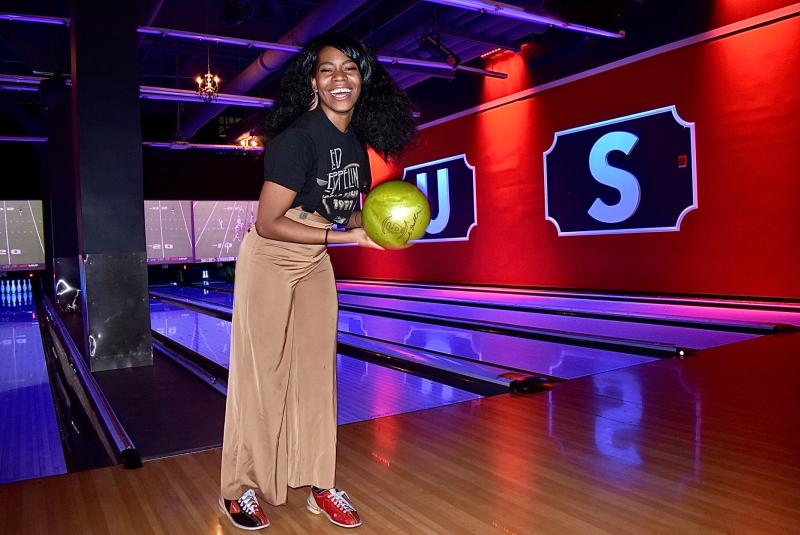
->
[[267, 33, 416, 159]]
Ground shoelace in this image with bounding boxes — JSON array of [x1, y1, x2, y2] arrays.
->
[[238, 490, 260, 516], [327, 489, 355, 513]]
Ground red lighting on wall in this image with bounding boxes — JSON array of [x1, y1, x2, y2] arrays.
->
[[481, 47, 532, 103]]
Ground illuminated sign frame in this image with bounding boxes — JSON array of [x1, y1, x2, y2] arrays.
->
[[543, 105, 698, 236], [403, 153, 478, 244]]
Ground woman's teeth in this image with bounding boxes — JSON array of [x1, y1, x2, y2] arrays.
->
[[330, 88, 351, 100]]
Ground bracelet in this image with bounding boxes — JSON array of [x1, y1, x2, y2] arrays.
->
[[324, 228, 330, 247]]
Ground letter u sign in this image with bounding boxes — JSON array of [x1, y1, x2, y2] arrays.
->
[[543, 106, 697, 236], [403, 154, 477, 243]]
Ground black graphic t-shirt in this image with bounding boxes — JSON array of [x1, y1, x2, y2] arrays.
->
[[263, 106, 371, 225]]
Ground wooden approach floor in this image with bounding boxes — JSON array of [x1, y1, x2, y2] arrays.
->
[[2, 331, 799, 534]]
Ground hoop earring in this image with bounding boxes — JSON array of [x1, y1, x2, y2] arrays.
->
[[309, 89, 318, 111]]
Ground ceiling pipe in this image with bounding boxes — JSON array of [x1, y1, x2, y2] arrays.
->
[[0, 135, 47, 142], [0, 13, 69, 26], [0, 135, 264, 152], [140, 86, 273, 107], [0, 84, 39, 92], [142, 141, 264, 152], [0, 73, 51, 84], [0, 74, 273, 108], [137, 26, 302, 53], [421, 0, 625, 39]]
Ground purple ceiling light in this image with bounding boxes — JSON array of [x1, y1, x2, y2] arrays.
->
[[0, 84, 39, 92], [0, 74, 45, 84], [377, 55, 506, 79], [140, 86, 273, 107], [421, 0, 625, 39], [142, 141, 264, 152], [0, 13, 69, 26], [0, 136, 262, 152], [0, 136, 47, 142], [0, 75, 273, 107], [138, 26, 303, 54]]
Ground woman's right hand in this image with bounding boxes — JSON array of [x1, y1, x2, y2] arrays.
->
[[347, 228, 384, 250]]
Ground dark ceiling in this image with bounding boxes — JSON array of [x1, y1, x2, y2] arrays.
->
[[0, 1, 714, 146]]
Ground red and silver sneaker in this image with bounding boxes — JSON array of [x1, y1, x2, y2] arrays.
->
[[307, 488, 362, 528], [219, 489, 270, 530]]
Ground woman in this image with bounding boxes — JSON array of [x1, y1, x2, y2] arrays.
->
[[219, 33, 415, 530]]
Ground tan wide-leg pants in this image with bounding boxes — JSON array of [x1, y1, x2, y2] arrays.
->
[[220, 208, 338, 506]]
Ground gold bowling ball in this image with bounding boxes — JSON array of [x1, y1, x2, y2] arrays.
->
[[362, 181, 431, 249]]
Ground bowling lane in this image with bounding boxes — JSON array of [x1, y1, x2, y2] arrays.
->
[[336, 281, 800, 328], [150, 299, 230, 368], [162, 283, 746, 350], [149, 301, 481, 424], [151, 285, 233, 308], [339, 310, 656, 379], [154, 286, 657, 378], [337, 294, 755, 351], [0, 302, 67, 484]]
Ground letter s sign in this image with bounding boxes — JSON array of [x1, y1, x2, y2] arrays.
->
[[544, 106, 697, 236]]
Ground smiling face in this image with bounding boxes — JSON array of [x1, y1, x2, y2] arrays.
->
[[311, 46, 363, 129]]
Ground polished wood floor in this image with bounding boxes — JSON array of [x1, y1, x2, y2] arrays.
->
[[2, 330, 799, 534]]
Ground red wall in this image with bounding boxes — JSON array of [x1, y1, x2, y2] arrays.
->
[[331, 6, 800, 299]]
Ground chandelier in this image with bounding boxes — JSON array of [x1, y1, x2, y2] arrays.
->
[[196, 70, 220, 101], [239, 132, 260, 149], [196, 42, 220, 101]]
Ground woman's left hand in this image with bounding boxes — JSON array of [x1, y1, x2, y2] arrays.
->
[[345, 227, 384, 250]]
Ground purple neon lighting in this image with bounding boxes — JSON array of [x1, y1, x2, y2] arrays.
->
[[0, 137, 260, 151], [138, 26, 302, 53], [0, 84, 39, 92], [0, 76, 272, 108], [376, 55, 506, 78], [0, 74, 43, 84], [0, 13, 69, 26], [0, 136, 46, 143], [422, 0, 624, 39], [139, 86, 273, 107], [142, 141, 264, 152]]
